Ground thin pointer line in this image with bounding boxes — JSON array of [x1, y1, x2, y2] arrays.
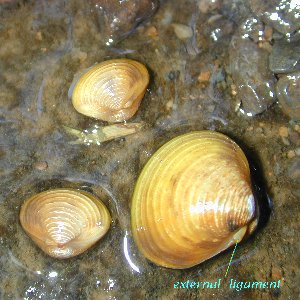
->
[[224, 242, 238, 278]]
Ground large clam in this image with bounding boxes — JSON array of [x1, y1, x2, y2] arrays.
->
[[131, 131, 259, 269], [20, 189, 111, 258], [69, 59, 149, 122]]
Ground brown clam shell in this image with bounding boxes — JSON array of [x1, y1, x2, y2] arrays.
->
[[20, 189, 111, 258], [131, 131, 258, 269], [69, 59, 149, 122]]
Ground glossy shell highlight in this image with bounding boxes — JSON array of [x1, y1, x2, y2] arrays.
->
[[69, 59, 149, 122], [131, 131, 258, 269], [20, 189, 111, 258]]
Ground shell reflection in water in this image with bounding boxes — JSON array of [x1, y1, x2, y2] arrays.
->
[[69, 59, 149, 122], [131, 131, 259, 269], [20, 189, 111, 258]]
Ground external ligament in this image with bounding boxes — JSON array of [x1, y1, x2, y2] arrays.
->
[[173, 279, 281, 290], [229, 279, 281, 291]]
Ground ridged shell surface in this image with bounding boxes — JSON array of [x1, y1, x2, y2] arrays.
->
[[70, 59, 149, 122], [20, 189, 111, 258], [131, 131, 258, 269]]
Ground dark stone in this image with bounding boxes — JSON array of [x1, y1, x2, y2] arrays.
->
[[250, 0, 300, 35], [269, 39, 300, 73], [229, 36, 276, 115]]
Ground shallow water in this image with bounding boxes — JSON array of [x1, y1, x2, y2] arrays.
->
[[0, 0, 299, 299]]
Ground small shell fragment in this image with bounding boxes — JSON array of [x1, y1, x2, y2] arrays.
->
[[63, 122, 143, 145]]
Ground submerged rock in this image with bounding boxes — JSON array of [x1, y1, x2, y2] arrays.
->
[[229, 36, 276, 116], [205, 15, 234, 43], [89, 0, 158, 46], [249, 0, 300, 36], [269, 39, 300, 74], [237, 16, 265, 43], [276, 71, 300, 120]]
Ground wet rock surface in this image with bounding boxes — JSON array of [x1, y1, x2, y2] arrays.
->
[[0, 0, 299, 299], [88, 0, 158, 45], [237, 16, 265, 43], [204, 15, 234, 43], [249, 0, 300, 35], [229, 37, 276, 116], [276, 71, 300, 120], [269, 38, 300, 73]]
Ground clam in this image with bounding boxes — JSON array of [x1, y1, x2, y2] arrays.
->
[[69, 59, 149, 122], [131, 131, 258, 269], [20, 189, 111, 258]]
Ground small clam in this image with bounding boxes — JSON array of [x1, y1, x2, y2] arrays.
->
[[20, 189, 111, 258], [131, 131, 258, 269], [69, 59, 149, 122]]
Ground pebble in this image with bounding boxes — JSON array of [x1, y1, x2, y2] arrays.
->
[[230, 84, 237, 96], [269, 39, 300, 74], [278, 126, 289, 137], [35, 31, 43, 41], [276, 71, 300, 121], [165, 100, 174, 110], [287, 150, 296, 159], [171, 23, 193, 40], [145, 26, 159, 39], [198, 70, 211, 82], [257, 40, 272, 53], [33, 161, 48, 171], [271, 265, 283, 281]]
